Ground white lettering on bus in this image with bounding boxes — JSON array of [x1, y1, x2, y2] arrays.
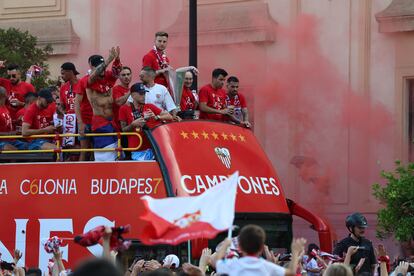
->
[[180, 175, 282, 196], [180, 175, 195, 193], [90, 178, 161, 195], [20, 179, 77, 195], [0, 179, 7, 194]]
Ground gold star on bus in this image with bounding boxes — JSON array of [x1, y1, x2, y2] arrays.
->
[[230, 133, 237, 141], [211, 131, 219, 140], [201, 131, 209, 139], [221, 132, 228, 140], [180, 131, 189, 139], [191, 131, 200, 139], [238, 134, 246, 142]]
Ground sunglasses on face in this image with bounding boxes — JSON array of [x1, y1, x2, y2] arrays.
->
[[7, 74, 17, 79]]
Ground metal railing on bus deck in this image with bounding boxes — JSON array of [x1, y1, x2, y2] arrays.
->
[[0, 132, 143, 161]]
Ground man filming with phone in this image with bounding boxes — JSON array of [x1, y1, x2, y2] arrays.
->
[[333, 213, 376, 275]]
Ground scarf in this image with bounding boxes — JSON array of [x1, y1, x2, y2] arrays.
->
[[153, 45, 168, 69]]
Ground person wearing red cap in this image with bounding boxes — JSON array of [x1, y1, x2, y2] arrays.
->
[[86, 46, 122, 161], [142, 31, 172, 90]]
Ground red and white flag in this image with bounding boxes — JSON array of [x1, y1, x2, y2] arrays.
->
[[138, 172, 239, 245]]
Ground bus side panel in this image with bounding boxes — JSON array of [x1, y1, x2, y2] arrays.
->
[[0, 162, 164, 271]]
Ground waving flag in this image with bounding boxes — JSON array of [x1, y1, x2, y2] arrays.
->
[[138, 172, 239, 245]]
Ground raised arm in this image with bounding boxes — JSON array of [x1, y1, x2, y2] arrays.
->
[[285, 238, 306, 276], [211, 238, 231, 268], [88, 47, 119, 85]]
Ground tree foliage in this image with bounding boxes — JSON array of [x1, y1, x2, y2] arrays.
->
[[372, 160, 414, 241], [0, 27, 53, 91]]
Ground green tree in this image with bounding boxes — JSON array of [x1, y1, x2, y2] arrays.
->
[[0, 27, 53, 91], [372, 160, 414, 242]]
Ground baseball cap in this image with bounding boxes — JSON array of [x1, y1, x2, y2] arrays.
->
[[89, 55, 105, 67], [38, 88, 54, 103], [61, 62, 80, 75], [130, 82, 147, 94], [162, 254, 179, 268]]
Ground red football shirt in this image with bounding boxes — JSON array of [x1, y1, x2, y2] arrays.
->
[[60, 81, 81, 114], [226, 93, 247, 109], [15, 107, 27, 132], [198, 84, 227, 121], [118, 103, 161, 150], [142, 49, 170, 88], [0, 79, 35, 120], [180, 86, 197, 111], [23, 102, 56, 130], [76, 75, 93, 125], [0, 78, 11, 92], [0, 105, 13, 132], [112, 85, 129, 129], [226, 93, 247, 122]]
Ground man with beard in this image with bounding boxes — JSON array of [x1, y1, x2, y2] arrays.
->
[[22, 88, 57, 150], [119, 82, 172, 160], [225, 76, 251, 127], [142, 31, 171, 90], [60, 62, 80, 115], [86, 47, 122, 161], [0, 62, 35, 122], [138, 66, 179, 120], [199, 68, 233, 121]]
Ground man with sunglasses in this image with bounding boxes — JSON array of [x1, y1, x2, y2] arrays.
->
[[0, 86, 28, 151], [119, 82, 171, 161], [112, 66, 132, 130], [0, 62, 35, 123]]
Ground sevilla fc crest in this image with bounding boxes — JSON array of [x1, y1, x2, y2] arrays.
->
[[173, 210, 201, 229], [215, 147, 231, 169]]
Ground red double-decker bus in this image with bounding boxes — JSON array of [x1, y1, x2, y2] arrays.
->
[[0, 120, 331, 272]]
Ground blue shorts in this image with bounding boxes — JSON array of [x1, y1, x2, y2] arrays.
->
[[131, 149, 155, 161], [27, 139, 52, 150], [0, 140, 28, 151], [78, 124, 92, 142]]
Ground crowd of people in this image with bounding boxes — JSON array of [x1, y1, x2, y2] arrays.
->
[[0, 31, 251, 162], [1, 214, 413, 276]]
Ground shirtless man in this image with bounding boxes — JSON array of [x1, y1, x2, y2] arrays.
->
[[86, 46, 122, 161]]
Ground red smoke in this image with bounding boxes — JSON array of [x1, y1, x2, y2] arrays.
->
[[67, 2, 395, 243]]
